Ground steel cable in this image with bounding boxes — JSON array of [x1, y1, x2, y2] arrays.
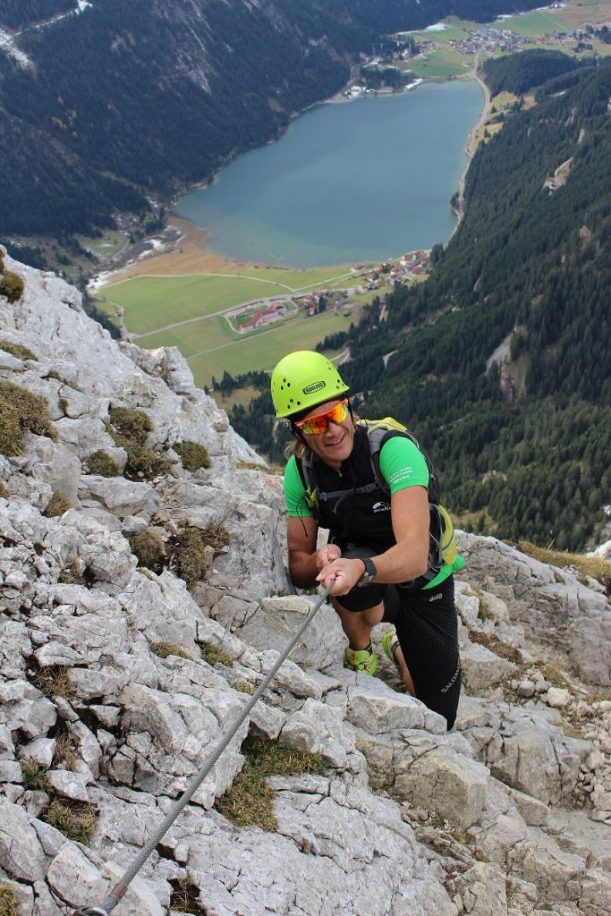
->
[[74, 584, 331, 915]]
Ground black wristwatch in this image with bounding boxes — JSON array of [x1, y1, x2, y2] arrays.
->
[[357, 557, 377, 588]]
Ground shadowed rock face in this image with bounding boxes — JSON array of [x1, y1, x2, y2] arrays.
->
[[0, 251, 611, 915]]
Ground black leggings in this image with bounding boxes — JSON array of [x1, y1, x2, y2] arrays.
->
[[339, 572, 461, 730]]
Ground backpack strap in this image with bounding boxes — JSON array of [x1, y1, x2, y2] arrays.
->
[[295, 421, 456, 586], [297, 449, 378, 521]]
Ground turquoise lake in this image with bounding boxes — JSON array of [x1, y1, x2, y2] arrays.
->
[[175, 80, 484, 267]]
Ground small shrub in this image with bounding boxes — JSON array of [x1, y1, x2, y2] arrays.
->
[[44, 492, 72, 517], [84, 449, 120, 477], [215, 735, 326, 831], [150, 641, 192, 661], [0, 884, 19, 916], [202, 523, 231, 551], [43, 799, 97, 844], [0, 339, 37, 361], [172, 527, 210, 587], [0, 380, 57, 456], [0, 481, 8, 499], [21, 760, 51, 791], [108, 407, 152, 445], [175, 440, 211, 471], [131, 529, 166, 573], [0, 270, 25, 303], [201, 643, 233, 667]]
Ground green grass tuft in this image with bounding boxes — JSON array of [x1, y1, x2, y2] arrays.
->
[[174, 440, 211, 471], [517, 540, 611, 589], [84, 449, 121, 477], [171, 526, 210, 587], [0, 339, 37, 361], [149, 640, 192, 660], [108, 406, 153, 445], [131, 528, 167, 572], [0, 269, 25, 304], [43, 492, 72, 518], [0, 380, 57, 456], [0, 884, 19, 916], [202, 523, 231, 551], [42, 799, 97, 844], [20, 760, 51, 791], [201, 643, 233, 667], [215, 735, 326, 831]]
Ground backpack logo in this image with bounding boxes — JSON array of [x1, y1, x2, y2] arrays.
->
[[372, 501, 390, 513], [303, 381, 325, 395]]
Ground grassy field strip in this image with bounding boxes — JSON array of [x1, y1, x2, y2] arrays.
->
[[99, 264, 356, 336], [186, 309, 357, 387], [136, 314, 238, 357]]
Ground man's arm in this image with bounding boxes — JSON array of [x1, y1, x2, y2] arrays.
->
[[316, 486, 430, 594], [287, 515, 341, 587]]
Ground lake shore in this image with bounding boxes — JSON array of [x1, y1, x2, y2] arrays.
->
[[92, 75, 483, 289]]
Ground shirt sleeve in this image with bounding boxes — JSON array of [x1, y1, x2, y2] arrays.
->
[[283, 455, 313, 517], [378, 435, 429, 495]]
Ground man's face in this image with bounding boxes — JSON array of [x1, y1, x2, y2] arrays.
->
[[295, 398, 355, 469]]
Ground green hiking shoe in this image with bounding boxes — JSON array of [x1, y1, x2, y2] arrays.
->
[[343, 645, 379, 675], [381, 629, 401, 671]]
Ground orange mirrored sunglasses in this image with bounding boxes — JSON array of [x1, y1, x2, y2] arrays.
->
[[293, 399, 350, 436]]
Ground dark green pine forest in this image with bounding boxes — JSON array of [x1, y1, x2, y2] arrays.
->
[[230, 53, 611, 552]]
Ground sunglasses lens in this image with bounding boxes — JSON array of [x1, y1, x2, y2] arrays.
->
[[299, 400, 348, 435]]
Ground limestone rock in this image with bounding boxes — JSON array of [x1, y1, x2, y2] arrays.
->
[[2, 254, 611, 915]]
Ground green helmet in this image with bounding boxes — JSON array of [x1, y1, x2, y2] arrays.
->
[[271, 350, 349, 418]]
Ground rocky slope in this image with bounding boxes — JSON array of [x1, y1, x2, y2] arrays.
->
[[0, 250, 610, 915]]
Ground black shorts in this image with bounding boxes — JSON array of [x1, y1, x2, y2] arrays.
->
[[338, 551, 461, 730]]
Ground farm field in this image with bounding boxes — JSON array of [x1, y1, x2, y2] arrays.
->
[[97, 264, 356, 336], [187, 308, 356, 388]]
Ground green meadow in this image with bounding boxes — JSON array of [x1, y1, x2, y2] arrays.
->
[[98, 264, 355, 336], [96, 262, 364, 388], [187, 308, 357, 387], [496, 10, 567, 36]]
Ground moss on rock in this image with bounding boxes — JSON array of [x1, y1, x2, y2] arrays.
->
[[174, 440, 211, 471], [84, 449, 121, 477]]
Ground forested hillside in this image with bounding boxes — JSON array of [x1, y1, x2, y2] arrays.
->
[[0, 0, 541, 265], [231, 54, 611, 551]]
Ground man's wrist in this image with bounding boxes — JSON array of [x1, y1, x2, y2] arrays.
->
[[356, 557, 377, 588]]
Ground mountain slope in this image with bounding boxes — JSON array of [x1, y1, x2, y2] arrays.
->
[[1, 250, 611, 914], [231, 55, 611, 551]]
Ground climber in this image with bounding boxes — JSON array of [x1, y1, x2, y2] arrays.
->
[[271, 350, 464, 730]]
